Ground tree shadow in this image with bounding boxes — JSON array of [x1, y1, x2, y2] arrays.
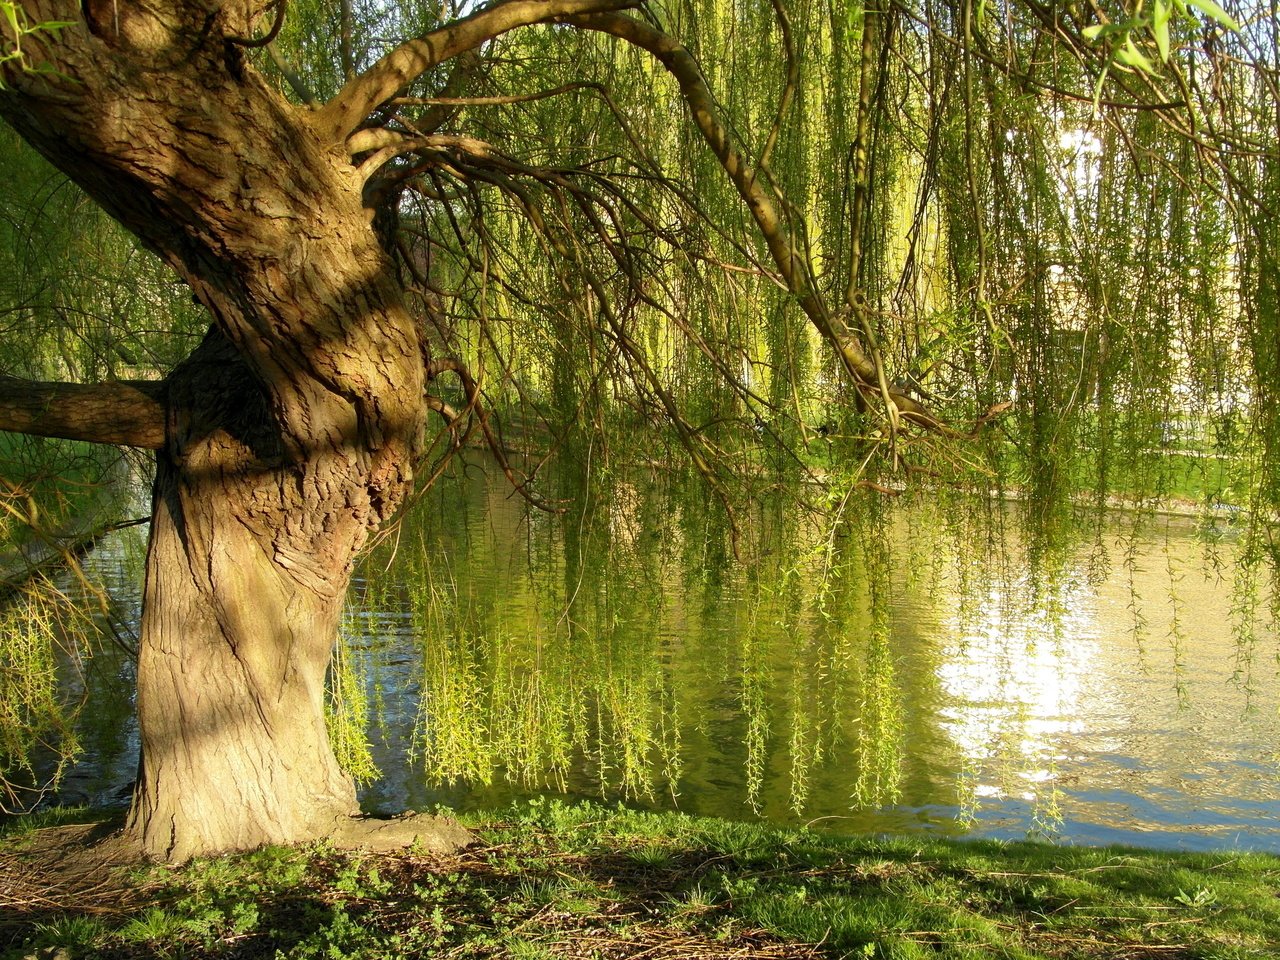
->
[[0, 819, 825, 960]]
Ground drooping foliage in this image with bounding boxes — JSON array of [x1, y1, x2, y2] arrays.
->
[[0, 0, 1276, 817], [0, 122, 203, 812], [270, 0, 1280, 813], [244, 0, 1278, 522], [0, 120, 203, 531]]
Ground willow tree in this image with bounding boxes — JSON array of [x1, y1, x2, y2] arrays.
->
[[0, 0, 1273, 860]]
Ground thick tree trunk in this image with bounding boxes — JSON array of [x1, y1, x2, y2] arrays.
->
[[128, 468, 357, 859], [0, 4, 449, 859], [121, 334, 362, 860]]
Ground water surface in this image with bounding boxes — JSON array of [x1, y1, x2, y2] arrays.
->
[[49, 459, 1280, 851]]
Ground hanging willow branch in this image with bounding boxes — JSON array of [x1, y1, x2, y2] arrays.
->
[[297, 0, 1266, 507], [423, 356, 562, 512], [561, 10, 999, 440]]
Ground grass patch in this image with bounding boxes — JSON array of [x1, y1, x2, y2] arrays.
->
[[0, 805, 103, 843], [3, 799, 1279, 958]]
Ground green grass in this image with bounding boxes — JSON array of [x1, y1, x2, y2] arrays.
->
[[3, 799, 1279, 959], [0, 804, 102, 842]]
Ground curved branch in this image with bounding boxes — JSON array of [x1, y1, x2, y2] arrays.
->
[[562, 12, 877, 387], [392, 80, 606, 109], [227, 0, 288, 49], [314, 0, 637, 144], [562, 11, 973, 439], [349, 131, 497, 181], [0, 376, 167, 449], [758, 0, 798, 172]]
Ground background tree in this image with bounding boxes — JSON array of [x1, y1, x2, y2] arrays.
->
[[0, 0, 1273, 861]]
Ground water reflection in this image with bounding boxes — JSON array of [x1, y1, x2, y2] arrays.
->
[[931, 524, 1280, 850], [939, 578, 1097, 827], [31, 460, 1280, 851]]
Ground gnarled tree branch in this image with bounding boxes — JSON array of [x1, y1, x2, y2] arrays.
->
[[314, 0, 637, 144], [0, 376, 167, 449]]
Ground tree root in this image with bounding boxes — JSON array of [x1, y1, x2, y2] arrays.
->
[[328, 810, 473, 855], [0, 810, 473, 910]]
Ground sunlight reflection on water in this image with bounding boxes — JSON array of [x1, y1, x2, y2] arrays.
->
[[42, 473, 1280, 852], [930, 533, 1280, 850]]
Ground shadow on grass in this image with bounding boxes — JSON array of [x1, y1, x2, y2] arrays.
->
[[3, 803, 1280, 960]]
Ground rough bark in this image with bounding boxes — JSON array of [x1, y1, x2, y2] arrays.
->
[[0, 4, 435, 859], [0, 377, 166, 449], [124, 334, 362, 858]]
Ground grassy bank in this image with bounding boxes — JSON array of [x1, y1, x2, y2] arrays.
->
[[3, 800, 1278, 959]]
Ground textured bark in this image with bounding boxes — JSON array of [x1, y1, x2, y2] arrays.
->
[[0, 4, 435, 859], [126, 334, 361, 859], [0, 377, 166, 449]]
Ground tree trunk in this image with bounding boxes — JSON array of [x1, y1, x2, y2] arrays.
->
[[121, 334, 360, 860], [129, 477, 357, 860], [0, 4, 450, 859]]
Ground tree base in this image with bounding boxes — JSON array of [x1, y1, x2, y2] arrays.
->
[[128, 810, 475, 863], [2, 810, 474, 891], [1, 810, 474, 929]]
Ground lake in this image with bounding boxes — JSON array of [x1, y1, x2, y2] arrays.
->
[[42, 456, 1280, 852]]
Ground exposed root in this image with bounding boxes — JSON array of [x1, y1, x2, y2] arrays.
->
[[328, 810, 474, 855], [0, 816, 146, 916]]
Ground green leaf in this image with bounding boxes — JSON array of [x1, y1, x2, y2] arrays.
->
[[27, 62, 76, 84], [1152, 0, 1172, 60], [1186, 0, 1240, 30], [1152, 20, 1170, 61], [2, 3, 21, 37], [1091, 61, 1110, 115], [1082, 22, 1133, 42], [1115, 38, 1157, 73]]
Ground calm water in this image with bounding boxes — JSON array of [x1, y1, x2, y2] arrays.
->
[[45, 458, 1280, 851]]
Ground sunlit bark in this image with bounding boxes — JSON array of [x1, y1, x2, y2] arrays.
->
[[0, 2, 428, 858], [0, 377, 166, 449]]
